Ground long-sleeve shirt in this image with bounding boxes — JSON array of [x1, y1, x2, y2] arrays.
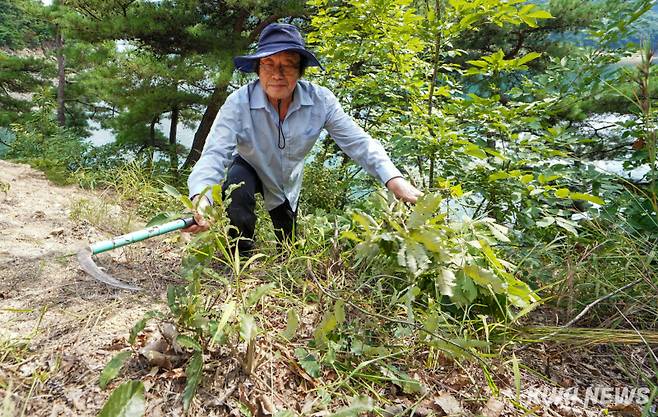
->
[[188, 79, 402, 211]]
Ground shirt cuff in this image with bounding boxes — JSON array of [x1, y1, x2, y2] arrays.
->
[[376, 162, 403, 185], [189, 185, 216, 205]]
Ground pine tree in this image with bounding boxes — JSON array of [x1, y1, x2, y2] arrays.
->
[[0, 0, 53, 125], [61, 0, 308, 172]]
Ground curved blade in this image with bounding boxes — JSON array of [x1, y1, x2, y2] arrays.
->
[[77, 246, 141, 291]]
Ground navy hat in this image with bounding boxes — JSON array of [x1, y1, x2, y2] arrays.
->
[[234, 23, 324, 73]]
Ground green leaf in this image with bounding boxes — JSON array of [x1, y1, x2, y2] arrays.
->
[[210, 184, 222, 207], [241, 253, 267, 272], [555, 217, 578, 235], [408, 193, 442, 228], [536, 216, 555, 227], [450, 272, 479, 307], [450, 184, 463, 197], [437, 269, 456, 297], [516, 51, 542, 66], [405, 241, 430, 276], [181, 195, 193, 210], [294, 348, 321, 378], [412, 229, 444, 254], [314, 308, 338, 348], [340, 230, 360, 242], [381, 365, 423, 394], [570, 192, 604, 205], [463, 265, 504, 293], [129, 311, 161, 345], [352, 212, 377, 232], [245, 283, 276, 308], [464, 145, 487, 159], [529, 187, 545, 196], [145, 212, 181, 227], [176, 335, 202, 351], [162, 184, 181, 199], [183, 352, 203, 413], [210, 301, 236, 348], [479, 239, 506, 272], [520, 174, 534, 184], [488, 171, 509, 181], [554, 188, 571, 198], [98, 380, 145, 417], [506, 278, 538, 308], [280, 309, 300, 341], [99, 351, 132, 390], [237, 401, 253, 417], [328, 396, 374, 417], [334, 300, 346, 324], [239, 313, 258, 343], [526, 10, 553, 19], [397, 245, 407, 268], [538, 174, 560, 184], [486, 222, 510, 243]]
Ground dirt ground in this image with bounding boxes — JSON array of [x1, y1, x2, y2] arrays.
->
[[0, 160, 655, 417], [0, 160, 183, 416]]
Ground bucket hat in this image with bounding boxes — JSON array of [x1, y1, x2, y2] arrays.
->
[[233, 23, 324, 73]]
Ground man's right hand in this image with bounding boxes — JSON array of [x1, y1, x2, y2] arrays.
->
[[182, 195, 211, 233]]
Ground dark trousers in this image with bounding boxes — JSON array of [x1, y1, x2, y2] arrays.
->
[[222, 155, 296, 253]]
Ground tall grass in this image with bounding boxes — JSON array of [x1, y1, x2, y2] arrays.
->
[[522, 217, 658, 330]]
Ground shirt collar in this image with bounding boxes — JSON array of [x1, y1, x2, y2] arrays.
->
[[249, 80, 268, 110], [249, 80, 314, 111]]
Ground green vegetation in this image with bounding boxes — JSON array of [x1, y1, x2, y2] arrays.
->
[[1, 0, 657, 415]]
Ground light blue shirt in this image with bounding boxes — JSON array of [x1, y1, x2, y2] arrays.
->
[[188, 79, 402, 211]]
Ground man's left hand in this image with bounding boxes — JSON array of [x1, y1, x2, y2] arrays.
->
[[386, 177, 422, 204]]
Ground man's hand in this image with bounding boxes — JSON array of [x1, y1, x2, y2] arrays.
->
[[386, 177, 422, 204], [182, 195, 211, 233]]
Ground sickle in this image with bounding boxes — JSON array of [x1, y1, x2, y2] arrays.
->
[[77, 217, 195, 291]]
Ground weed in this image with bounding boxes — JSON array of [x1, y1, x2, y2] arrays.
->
[[69, 197, 136, 235], [0, 180, 9, 198], [519, 215, 658, 329]]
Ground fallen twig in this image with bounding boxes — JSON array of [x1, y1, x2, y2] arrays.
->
[[561, 277, 643, 328]]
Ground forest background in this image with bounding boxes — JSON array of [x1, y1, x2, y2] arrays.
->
[[1, 0, 658, 416]]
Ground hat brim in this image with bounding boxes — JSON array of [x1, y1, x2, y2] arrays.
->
[[234, 46, 324, 73]]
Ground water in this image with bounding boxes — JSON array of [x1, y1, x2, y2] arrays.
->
[[576, 112, 650, 182], [86, 118, 196, 150]]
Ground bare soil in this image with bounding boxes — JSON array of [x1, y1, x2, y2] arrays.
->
[[0, 160, 182, 416], [0, 160, 654, 417]]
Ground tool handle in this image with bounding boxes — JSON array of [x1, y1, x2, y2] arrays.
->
[[90, 217, 196, 255]]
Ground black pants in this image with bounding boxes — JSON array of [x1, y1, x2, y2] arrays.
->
[[222, 155, 296, 253]]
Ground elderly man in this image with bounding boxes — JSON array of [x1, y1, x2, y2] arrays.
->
[[185, 23, 421, 252]]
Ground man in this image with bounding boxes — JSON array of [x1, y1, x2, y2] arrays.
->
[[185, 23, 421, 252]]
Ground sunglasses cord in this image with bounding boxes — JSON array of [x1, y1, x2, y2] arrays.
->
[[277, 99, 286, 149]]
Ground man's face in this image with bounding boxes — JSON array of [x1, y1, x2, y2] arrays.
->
[[258, 51, 301, 102]]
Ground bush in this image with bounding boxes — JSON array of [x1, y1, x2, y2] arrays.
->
[[344, 191, 539, 315], [300, 159, 351, 214], [4, 123, 89, 185]]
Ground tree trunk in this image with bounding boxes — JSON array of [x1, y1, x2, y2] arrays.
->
[[182, 83, 229, 171], [429, 158, 434, 188], [148, 116, 158, 166], [55, 25, 66, 127], [169, 106, 179, 177]]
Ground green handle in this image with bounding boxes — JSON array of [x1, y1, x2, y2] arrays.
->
[[90, 217, 195, 255]]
